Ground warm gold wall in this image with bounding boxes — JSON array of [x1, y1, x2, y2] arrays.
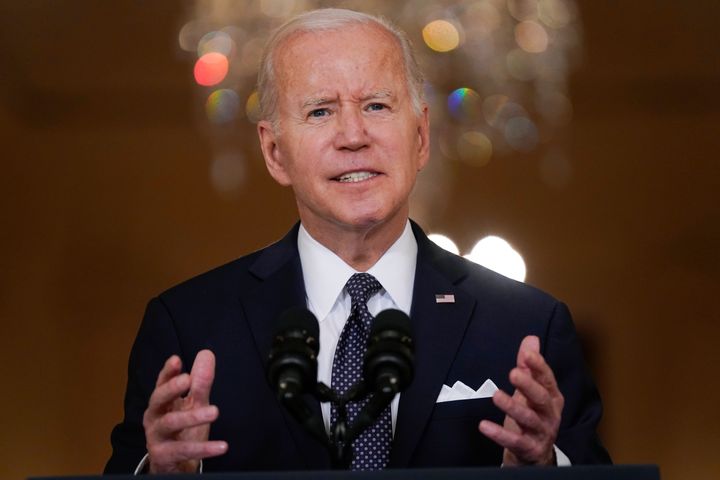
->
[[1, 2, 718, 480]]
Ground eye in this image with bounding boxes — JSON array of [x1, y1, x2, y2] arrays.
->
[[366, 103, 388, 112], [308, 108, 330, 118]]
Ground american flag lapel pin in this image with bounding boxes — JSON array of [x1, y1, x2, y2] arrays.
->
[[435, 294, 455, 304]]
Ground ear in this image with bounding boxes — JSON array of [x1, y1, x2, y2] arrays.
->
[[258, 120, 291, 186], [416, 104, 430, 172]]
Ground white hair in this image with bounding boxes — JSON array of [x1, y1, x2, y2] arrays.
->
[[257, 8, 425, 125]]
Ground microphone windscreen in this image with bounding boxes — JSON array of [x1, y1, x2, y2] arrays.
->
[[275, 307, 319, 345], [371, 309, 411, 336]]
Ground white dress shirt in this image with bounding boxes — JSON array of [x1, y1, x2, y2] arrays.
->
[[297, 220, 417, 434]]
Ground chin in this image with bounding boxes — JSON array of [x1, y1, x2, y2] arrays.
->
[[339, 208, 404, 232]]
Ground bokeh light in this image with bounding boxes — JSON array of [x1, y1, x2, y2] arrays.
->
[[245, 91, 261, 123], [504, 116, 539, 152], [482, 94, 510, 127], [428, 234, 460, 255], [206, 89, 240, 124], [466, 1, 502, 34], [179, 20, 209, 52], [457, 131, 493, 167], [422, 20, 461, 52], [508, 0, 539, 22], [448, 87, 481, 121], [198, 30, 235, 57], [482, 95, 528, 130], [538, 0, 573, 28], [194, 52, 229, 86], [465, 236, 527, 282], [515, 21, 549, 53]]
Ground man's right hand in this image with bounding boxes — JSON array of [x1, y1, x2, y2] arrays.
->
[[143, 350, 228, 473]]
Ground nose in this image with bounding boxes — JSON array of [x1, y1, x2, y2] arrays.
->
[[333, 107, 369, 151]]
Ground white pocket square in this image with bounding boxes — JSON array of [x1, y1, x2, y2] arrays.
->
[[436, 379, 498, 403]]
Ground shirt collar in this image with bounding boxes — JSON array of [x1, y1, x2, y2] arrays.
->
[[298, 221, 417, 321]]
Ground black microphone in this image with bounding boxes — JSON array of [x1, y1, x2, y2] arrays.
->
[[363, 308, 414, 395], [348, 309, 414, 440], [267, 307, 320, 400]]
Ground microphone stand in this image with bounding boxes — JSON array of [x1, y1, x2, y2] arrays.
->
[[280, 380, 391, 469], [315, 381, 370, 469]]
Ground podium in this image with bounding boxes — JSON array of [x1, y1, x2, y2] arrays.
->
[[32, 465, 659, 480]]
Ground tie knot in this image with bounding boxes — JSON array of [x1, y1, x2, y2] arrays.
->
[[345, 272, 382, 306]]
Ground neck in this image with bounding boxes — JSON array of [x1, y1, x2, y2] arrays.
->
[[300, 214, 408, 272]]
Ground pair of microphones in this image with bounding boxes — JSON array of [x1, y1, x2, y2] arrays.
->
[[266, 307, 415, 468]]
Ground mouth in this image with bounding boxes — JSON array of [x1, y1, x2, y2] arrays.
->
[[332, 171, 380, 183]]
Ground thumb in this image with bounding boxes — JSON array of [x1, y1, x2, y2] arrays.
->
[[189, 349, 216, 405]]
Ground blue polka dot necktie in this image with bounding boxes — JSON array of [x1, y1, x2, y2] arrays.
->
[[330, 273, 392, 470]]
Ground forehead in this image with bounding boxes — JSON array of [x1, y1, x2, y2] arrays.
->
[[273, 23, 407, 100]]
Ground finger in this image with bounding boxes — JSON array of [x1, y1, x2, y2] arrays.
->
[[522, 350, 561, 394], [147, 373, 191, 416], [156, 355, 182, 388], [509, 368, 553, 411], [150, 439, 228, 465], [189, 350, 216, 406], [154, 405, 219, 438], [492, 389, 543, 433], [479, 420, 534, 457], [516, 335, 540, 369]]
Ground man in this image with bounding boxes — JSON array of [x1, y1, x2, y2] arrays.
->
[[105, 8, 610, 474]]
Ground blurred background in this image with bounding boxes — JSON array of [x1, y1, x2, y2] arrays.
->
[[1, 1, 718, 479]]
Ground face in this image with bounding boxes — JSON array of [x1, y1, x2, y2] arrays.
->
[[258, 23, 430, 237]]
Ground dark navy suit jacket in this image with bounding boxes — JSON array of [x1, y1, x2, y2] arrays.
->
[[105, 221, 611, 473]]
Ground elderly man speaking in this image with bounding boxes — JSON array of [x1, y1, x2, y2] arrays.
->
[[105, 8, 611, 474]]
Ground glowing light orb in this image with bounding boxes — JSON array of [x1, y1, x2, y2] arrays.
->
[[457, 131, 493, 167], [508, 0, 539, 21], [504, 116, 539, 152], [423, 20, 461, 52], [245, 91, 261, 124], [539, 0, 573, 28], [194, 52, 229, 87], [448, 87, 481, 121], [428, 234, 460, 255], [515, 21, 549, 53], [206, 89, 240, 124], [198, 30, 235, 57], [465, 236, 526, 282]]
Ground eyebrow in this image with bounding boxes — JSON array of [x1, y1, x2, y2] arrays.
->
[[363, 89, 393, 100], [301, 97, 334, 108], [301, 90, 394, 109]]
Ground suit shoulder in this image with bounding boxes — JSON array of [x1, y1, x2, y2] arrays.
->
[[449, 254, 571, 342], [438, 252, 563, 321], [155, 248, 266, 307]]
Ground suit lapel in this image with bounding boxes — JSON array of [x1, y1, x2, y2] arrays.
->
[[239, 224, 330, 469], [390, 222, 477, 468]]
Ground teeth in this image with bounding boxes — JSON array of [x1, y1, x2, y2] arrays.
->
[[335, 171, 378, 183]]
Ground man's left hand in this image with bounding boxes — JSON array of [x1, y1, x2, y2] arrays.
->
[[478, 335, 564, 466]]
